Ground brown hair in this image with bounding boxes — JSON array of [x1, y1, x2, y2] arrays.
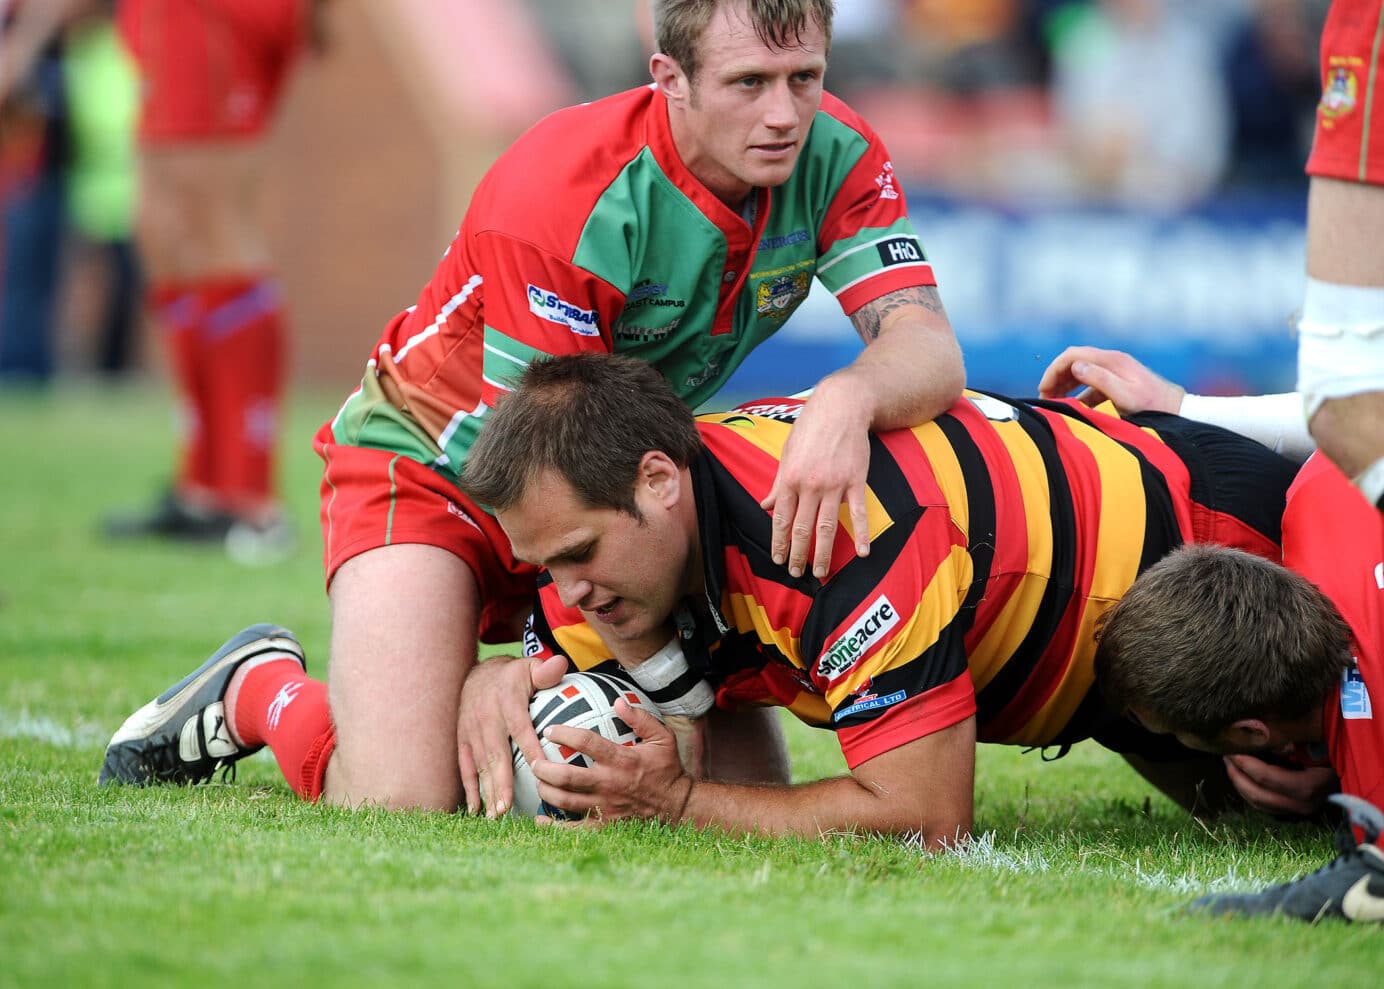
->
[[654, 0, 835, 83], [1095, 544, 1353, 738], [459, 353, 703, 518]]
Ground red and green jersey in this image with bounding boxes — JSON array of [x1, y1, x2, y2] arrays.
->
[[327, 85, 933, 481], [527, 393, 1294, 769]]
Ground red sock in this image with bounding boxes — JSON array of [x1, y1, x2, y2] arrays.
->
[[194, 275, 287, 515], [150, 281, 213, 494], [233, 659, 335, 801]]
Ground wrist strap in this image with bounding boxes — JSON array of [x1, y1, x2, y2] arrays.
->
[[627, 638, 715, 718]]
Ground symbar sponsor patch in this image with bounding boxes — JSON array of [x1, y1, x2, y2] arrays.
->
[[1342, 662, 1373, 720], [876, 236, 923, 267], [527, 284, 600, 336], [817, 595, 900, 682]]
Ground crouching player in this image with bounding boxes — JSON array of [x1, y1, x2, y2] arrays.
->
[[456, 352, 1299, 849], [1042, 346, 1384, 923]]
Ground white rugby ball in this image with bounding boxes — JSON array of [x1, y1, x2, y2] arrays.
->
[[509, 670, 662, 819]]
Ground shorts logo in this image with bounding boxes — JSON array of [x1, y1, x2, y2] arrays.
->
[[1342, 662, 1373, 720], [876, 236, 923, 267], [817, 595, 899, 682], [1319, 60, 1359, 125], [527, 284, 600, 336], [756, 271, 811, 320]]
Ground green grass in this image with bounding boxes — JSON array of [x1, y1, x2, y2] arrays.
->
[[1, 382, 1378, 988]]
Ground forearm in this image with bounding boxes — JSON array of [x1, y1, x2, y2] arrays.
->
[[676, 774, 965, 847], [1177, 392, 1314, 462], [825, 318, 965, 431]]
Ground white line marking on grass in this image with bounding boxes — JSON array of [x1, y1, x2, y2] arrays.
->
[[909, 829, 1281, 895], [0, 709, 108, 748]]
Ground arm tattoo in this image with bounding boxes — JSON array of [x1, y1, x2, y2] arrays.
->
[[849, 286, 943, 342]]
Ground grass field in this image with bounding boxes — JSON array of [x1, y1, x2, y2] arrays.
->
[[2, 381, 1378, 988]]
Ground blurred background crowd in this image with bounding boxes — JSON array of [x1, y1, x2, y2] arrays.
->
[[0, 0, 1329, 395]]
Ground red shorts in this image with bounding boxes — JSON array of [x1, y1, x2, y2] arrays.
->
[[1307, 0, 1384, 184], [118, 0, 308, 144], [314, 423, 541, 644]]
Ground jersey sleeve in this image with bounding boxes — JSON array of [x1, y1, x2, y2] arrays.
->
[[810, 97, 937, 317], [800, 509, 976, 769]]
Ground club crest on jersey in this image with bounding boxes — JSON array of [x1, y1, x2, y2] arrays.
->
[[1320, 60, 1359, 123], [817, 595, 899, 682], [756, 271, 810, 320], [527, 284, 600, 336], [1342, 662, 1373, 720], [875, 161, 900, 201]]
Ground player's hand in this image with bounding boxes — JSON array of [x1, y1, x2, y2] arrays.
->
[[531, 699, 689, 826], [1037, 346, 1185, 415], [760, 383, 871, 579], [456, 653, 567, 817], [1224, 754, 1339, 819]]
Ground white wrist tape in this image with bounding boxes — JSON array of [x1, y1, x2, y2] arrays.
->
[[1354, 456, 1384, 509], [626, 638, 715, 718], [1297, 277, 1384, 418], [1179, 392, 1315, 462]]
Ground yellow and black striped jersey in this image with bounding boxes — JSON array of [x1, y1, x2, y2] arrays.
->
[[528, 391, 1294, 768]]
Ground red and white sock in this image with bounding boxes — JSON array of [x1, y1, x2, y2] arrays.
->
[[232, 657, 335, 801]]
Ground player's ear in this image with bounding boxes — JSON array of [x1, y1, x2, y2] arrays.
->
[[650, 52, 689, 104], [639, 451, 682, 509], [1226, 718, 1273, 750]]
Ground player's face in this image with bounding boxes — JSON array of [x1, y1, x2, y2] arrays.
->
[[1127, 706, 1254, 756], [500, 467, 694, 646], [660, 4, 827, 208]]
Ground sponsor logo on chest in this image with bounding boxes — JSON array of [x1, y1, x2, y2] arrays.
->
[[527, 284, 600, 336], [817, 595, 900, 681], [521, 615, 543, 658], [1342, 661, 1373, 720]]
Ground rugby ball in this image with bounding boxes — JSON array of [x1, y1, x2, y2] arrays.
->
[[510, 671, 662, 819]]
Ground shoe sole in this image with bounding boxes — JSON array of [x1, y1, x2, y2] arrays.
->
[[98, 623, 306, 786]]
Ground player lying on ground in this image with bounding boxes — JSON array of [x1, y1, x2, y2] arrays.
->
[[455, 351, 1299, 848], [1039, 345, 1384, 923]]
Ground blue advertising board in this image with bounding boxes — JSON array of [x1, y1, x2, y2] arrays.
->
[[718, 190, 1308, 406]]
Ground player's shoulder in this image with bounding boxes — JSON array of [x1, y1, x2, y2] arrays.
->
[[464, 87, 657, 251], [492, 87, 654, 187]]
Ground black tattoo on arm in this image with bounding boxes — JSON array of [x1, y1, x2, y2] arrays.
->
[[849, 286, 944, 342]]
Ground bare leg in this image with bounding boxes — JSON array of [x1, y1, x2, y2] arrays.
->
[[320, 543, 482, 811]]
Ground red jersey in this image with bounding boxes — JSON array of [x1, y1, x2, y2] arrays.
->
[[327, 85, 935, 483], [1286, 454, 1384, 818]]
